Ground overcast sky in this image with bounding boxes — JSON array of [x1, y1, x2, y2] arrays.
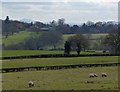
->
[[1, 0, 119, 24]]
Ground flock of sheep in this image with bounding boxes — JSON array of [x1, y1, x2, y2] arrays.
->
[[89, 73, 107, 78], [28, 73, 107, 87]]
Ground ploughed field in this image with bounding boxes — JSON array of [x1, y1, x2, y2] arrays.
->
[[2, 56, 118, 68], [2, 66, 118, 90]]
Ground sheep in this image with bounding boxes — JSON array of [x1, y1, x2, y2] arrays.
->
[[102, 73, 107, 77], [94, 74, 98, 77], [89, 74, 98, 78], [89, 74, 95, 78], [28, 81, 34, 87]]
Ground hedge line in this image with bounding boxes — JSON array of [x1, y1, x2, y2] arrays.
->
[[1, 63, 120, 73], [1, 54, 118, 60]]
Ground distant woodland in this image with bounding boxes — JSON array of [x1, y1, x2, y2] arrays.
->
[[2, 16, 118, 36]]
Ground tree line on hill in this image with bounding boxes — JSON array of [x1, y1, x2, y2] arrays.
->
[[1, 16, 120, 55], [2, 31, 63, 50], [2, 16, 118, 37], [2, 29, 120, 55]]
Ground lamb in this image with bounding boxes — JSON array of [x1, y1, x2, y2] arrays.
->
[[102, 73, 107, 77], [28, 81, 34, 87]]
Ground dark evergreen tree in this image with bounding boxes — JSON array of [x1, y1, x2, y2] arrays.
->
[[64, 41, 71, 55]]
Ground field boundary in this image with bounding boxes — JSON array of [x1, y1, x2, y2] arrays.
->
[[1, 63, 120, 73], [1, 54, 118, 60]]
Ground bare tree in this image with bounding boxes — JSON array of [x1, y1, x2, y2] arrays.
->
[[68, 34, 89, 55], [39, 31, 63, 49], [103, 30, 120, 55]]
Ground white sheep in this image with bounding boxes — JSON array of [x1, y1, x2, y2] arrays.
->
[[102, 73, 107, 77], [89, 74, 98, 78], [89, 74, 95, 77], [93, 74, 98, 77], [28, 81, 34, 87]]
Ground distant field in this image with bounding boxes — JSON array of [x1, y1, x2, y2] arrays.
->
[[63, 34, 108, 40], [2, 31, 42, 46], [85, 34, 108, 39], [2, 32, 108, 47], [2, 66, 118, 90], [2, 50, 108, 57], [63, 34, 108, 50], [63, 34, 76, 41], [2, 56, 118, 68]]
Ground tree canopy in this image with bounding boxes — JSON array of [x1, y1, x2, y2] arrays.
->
[[68, 34, 89, 55], [103, 30, 120, 55]]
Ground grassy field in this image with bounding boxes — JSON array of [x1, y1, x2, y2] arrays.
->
[[2, 31, 41, 46], [85, 34, 108, 39], [2, 56, 118, 68], [2, 50, 109, 57], [2, 66, 118, 90], [2, 32, 108, 50], [63, 34, 108, 40], [2, 50, 63, 57], [63, 34, 76, 41], [2, 32, 117, 90], [2, 33, 75, 46], [2, 32, 108, 47]]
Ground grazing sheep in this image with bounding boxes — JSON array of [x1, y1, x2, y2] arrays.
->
[[94, 74, 98, 77], [102, 73, 107, 77], [89, 74, 95, 78], [28, 81, 34, 87], [89, 74, 98, 78]]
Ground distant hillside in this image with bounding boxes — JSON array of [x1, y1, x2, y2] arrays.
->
[[2, 16, 118, 36], [2, 32, 108, 50], [2, 31, 42, 46]]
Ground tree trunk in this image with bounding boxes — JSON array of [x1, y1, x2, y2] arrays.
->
[[5, 34, 8, 38], [53, 45, 56, 49], [114, 44, 118, 55], [77, 50, 80, 56]]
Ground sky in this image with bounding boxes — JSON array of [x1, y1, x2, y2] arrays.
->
[[1, 0, 119, 24]]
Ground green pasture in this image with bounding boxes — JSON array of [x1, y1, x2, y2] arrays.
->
[[2, 66, 118, 90], [2, 32, 108, 47], [63, 34, 76, 41], [2, 56, 118, 68], [2, 50, 63, 57], [85, 34, 108, 39], [89, 40, 104, 50], [2, 31, 41, 46], [2, 50, 108, 57], [63, 33, 108, 40]]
